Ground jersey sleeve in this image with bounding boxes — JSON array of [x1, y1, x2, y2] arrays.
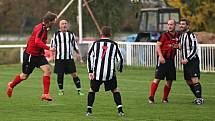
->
[[35, 26, 50, 50], [87, 42, 95, 73]]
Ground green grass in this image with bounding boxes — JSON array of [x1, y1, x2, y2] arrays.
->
[[0, 64, 215, 121]]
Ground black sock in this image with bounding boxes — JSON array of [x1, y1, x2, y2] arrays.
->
[[87, 92, 95, 111], [57, 73, 64, 90], [189, 84, 195, 95], [113, 92, 123, 112], [193, 82, 202, 98], [73, 77, 81, 90]]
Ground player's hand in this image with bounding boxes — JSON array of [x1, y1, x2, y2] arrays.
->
[[159, 56, 165, 64], [49, 47, 55, 52], [89, 73, 94, 80], [181, 59, 188, 64], [173, 43, 179, 49]]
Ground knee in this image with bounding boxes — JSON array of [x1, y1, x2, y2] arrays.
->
[[20, 73, 28, 80], [153, 79, 160, 84], [44, 68, 52, 76], [71, 73, 78, 78], [111, 88, 119, 93], [89, 88, 95, 93]]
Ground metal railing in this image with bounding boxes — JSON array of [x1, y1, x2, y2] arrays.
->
[[0, 42, 214, 72]]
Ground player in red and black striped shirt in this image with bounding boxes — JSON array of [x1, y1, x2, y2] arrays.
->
[[148, 19, 180, 103], [6, 11, 57, 101]]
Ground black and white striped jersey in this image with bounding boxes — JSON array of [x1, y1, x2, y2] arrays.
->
[[179, 31, 199, 60], [51, 31, 79, 60], [87, 39, 123, 81]]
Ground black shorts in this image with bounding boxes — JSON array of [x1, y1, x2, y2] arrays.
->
[[54, 59, 76, 74], [22, 52, 48, 74], [183, 57, 200, 80], [90, 76, 117, 92], [155, 59, 176, 81]]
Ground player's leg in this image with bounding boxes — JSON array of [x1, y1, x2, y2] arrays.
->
[[162, 80, 172, 103], [54, 60, 65, 95], [86, 80, 101, 116], [40, 64, 52, 101], [57, 73, 64, 95], [149, 61, 165, 103], [7, 52, 34, 97], [149, 79, 160, 103], [104, 76, 124, 116], [67, 59, 84, 95], [111, 88, 124, 116], [162, 61, 175, 103], [7, 73, 29, 97], [191, 77, 203, 105], [71, 72, 84, 95], [39, 55, 52, 101]]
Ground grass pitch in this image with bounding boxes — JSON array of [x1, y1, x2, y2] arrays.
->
[[0, 64, 214, 121]]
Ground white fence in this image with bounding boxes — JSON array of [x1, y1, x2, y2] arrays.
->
[[0, 42, 215, 72]]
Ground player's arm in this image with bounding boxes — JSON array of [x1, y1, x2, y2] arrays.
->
[[116, 44, 123, 72], [187, 33, 198, 61], [156, 41, 165, 64], [87, 42, 95, 80], [35, 28, 50, 50]]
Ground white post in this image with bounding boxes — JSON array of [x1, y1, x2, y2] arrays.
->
[[20, 47, 24, 63], [126, 43, 132, 65], [78, 0, 83, 43], [198, 46, 202, 71]]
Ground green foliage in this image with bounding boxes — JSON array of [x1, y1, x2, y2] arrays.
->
[[0, 49, 19, 64], [0, 64, 215, 120], [166, 0, 215, 33]]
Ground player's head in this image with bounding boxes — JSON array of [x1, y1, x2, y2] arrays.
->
[[43, 11, 57, 28], [101, 26, 112, 37], [167, 19, 176, 32], [179, 18, 189, 32], [59, 19, 69, 32]]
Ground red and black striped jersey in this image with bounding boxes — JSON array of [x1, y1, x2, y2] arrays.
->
[[158, 31, 180, 60], [25, 23, 50, 56]]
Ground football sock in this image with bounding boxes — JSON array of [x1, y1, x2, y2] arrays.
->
[[11, 75, 24, 88], [189, 84, 196, 95], [150, 82, 158, 97], [57, 73, 64, 90], [87, 92, 95, 108], [163, 84, 171, 100], [193, 82, 202, 98], [43, 76, 50, 94], [113, 92, 122, 107], [73, 77, 81, 90]]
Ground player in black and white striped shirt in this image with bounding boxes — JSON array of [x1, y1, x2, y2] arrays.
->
[[51, 19, 84, 96], [86, 26, 124, 116], [179, 18, 203, 105]]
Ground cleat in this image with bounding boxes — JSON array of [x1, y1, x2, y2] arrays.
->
[[118, 111, 125, 116], [148, 96, 155, 104], [193, 98, 204, 105], [41, 94, 52, 101], [58, 90, 64, 96], [86, 108, 92, 116], [86, 111, 92, 116], [7, 82, 13, 97], [78, 91, 85, 96], [161, 98, 169, 103]]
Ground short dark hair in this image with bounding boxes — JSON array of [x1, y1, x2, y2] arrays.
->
[[101, 26, 111, 37], [180, 18, 190, 25], [43, 11, 57, 23]]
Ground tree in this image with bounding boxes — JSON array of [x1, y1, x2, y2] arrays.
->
[[166, 0, 215, 33]]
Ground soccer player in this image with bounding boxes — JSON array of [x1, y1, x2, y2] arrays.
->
[[86, 26, 124, 116], [50, 19, 84, 96], [148, 19, 180, 103], [179, 18, 204, 105], [6, 11, 57, 101]]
